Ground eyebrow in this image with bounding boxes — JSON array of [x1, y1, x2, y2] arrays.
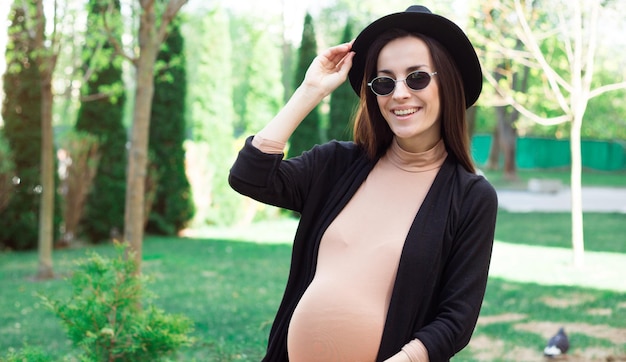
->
[[378, 65, 428, 76]]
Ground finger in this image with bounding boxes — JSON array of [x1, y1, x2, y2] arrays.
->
[[337, 51, 355, 74], [323, 43, 352, 61], [326, 45, 353, 67]]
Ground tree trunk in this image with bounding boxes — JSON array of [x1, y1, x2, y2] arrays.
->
[[36, 70, 54, 280], [500, 111, 518, 180], [486, 125, 500, 170], [32, 0, 55, 280], [570, 114, 584, 267], [123, 4, 159, 274]]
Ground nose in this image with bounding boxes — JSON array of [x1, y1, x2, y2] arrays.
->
[[392, 79, 411, 99]]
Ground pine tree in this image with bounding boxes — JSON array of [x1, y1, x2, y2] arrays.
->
[[75, 0, 127, 242], [0, 5, 43, 250], [287, 12, 321, 159], [146, 19, 194, 235], [328, 20, 359, 141]]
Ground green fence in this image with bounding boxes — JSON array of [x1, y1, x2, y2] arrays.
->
[[471, 135, 626, 171]]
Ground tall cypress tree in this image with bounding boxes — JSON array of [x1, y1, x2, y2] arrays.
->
[[185, 7, 237, 226], [146, 19, 194, 235], [287, 12, 321, 159], [75, 0, 127, 242], [0, 5, 43, 250], [328, 20, 359, 141]]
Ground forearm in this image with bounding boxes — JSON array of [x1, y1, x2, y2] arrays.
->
[[256, 84, 326, 144]]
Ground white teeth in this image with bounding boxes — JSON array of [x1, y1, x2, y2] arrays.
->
[[394, 108, 417, 116]]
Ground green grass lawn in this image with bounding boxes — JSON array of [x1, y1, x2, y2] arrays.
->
[[1, 168, 625, 361], [0, 238, 291, 361], [2, 230, 625, 361], [496, 211, 626, 253]]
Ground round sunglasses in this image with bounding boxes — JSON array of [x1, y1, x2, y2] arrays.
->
[[367, 70, 438, 96]]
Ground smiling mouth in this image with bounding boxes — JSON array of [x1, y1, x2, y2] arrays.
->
[[393, 108, 418, 116]]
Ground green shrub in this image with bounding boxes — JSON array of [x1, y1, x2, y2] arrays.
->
[[41, 243, 194, 361], [0, 345, 51, 362]]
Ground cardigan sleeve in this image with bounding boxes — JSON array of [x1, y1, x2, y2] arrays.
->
[[414, 175, 498, 361], [229, 135, 361, 213]]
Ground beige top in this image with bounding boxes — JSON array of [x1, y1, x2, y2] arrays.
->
[[253, 136, 447, 361]]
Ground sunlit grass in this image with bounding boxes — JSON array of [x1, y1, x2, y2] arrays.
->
[[1, 232, 625, 361], [2, 166, 625, 360], [496, 211, 626, 253]]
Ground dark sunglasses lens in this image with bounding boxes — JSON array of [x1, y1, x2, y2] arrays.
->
[[371, 77, 395, 95], [405, 71, 431, 91]]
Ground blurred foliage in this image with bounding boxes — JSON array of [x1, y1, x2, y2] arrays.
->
[[147, 20, 195, 236], [327, 19, 359, 142], [182, 7, 241, 226], [75, 0, 127, 243], [287, 12, 322, 159], [0, 4, 45, 250], [1, 0, 624, 238], [468, 0, 626, 140], [40, 242, 194, 361], [0, 130, 15, 213], [58, 131, 100, 246]]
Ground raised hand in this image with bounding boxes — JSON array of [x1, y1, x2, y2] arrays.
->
[[302, 42, 355, 98], [255, 42, 356, 144]]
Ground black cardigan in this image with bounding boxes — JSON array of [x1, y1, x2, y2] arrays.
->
[[228, 136, 498, 361]]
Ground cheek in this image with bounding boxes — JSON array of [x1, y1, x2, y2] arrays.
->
[[376, 97, 389, 116], [375, 97, 384, 110]]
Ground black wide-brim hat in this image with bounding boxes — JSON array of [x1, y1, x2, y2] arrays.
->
[[348, 5, 482, 108]]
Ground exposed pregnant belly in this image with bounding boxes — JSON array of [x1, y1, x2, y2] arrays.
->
[[287, 273, 387, 362]]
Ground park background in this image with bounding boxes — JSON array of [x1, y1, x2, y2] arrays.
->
[[0, 0, 625, 361]]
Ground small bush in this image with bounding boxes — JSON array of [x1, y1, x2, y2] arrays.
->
[[41, 243, 194, 361], [0, 345, 51, 362]]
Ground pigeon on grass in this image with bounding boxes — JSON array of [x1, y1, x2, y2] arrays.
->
[[544, 327, 570, 358]]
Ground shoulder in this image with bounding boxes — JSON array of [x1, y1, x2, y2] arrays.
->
[[447, 161, 498, 208], [460, 169, 498, 224], [295, 140, 367, 168], [306, 140, 362, 157]]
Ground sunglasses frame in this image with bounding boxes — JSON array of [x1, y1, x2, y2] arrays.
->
[[367, 70, 438, 96]]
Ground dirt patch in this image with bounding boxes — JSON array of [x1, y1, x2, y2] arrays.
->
[[587, 308, 614, 317], [541, 293, 597, 308], [467, 315, 626, 361], [477, 313, 528, 326], [468, 334, 539, 361]]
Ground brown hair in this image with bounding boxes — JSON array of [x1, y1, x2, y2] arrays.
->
[[352, 29, 475, 173]]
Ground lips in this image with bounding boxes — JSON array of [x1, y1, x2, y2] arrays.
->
[[393, 108, 419, 116]]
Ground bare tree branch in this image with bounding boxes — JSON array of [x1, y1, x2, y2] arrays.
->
[[102, 1, 137, 65], [80, 92, 118, 102], [514, 0, 572, 114], [483, 68, 570, 126], [156, 0, 188, 44], [589, 81, 626, 99], [582, 1, 600, 98]]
